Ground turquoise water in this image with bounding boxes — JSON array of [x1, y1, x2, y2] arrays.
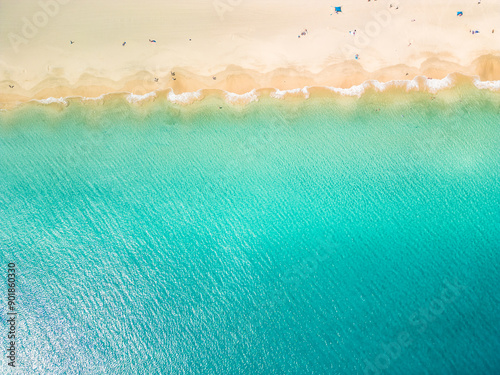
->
[[1, 92, 500, 374]]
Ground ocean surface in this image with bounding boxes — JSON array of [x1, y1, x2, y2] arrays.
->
[[1, 88, 499, 374]]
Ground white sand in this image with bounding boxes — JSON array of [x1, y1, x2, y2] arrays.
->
[[0, 0, 499, 106]]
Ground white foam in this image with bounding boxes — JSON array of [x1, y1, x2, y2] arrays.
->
[[271, 87, 310, 99], [35, 97, 68, 105], [423, 75, 454, 93], [82, 94, 106, 101], [167, 90, 202, 104], [472, 77, 500, 91], [371, 79, 419, 92], [324, 75, 457, 97], [224, 89, 259, 104], [126, 91, 157, 103], [10, 73, 500, 110], [327, 82, 369, 97], [406, 79, 420, 91]]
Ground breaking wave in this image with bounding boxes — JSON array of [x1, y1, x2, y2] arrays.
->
[[10, 73, 500, 110]]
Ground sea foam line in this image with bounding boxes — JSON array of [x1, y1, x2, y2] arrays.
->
[[35, 97, 68, 105], [126, 91, 157, 103], [14, 74, 500, 109], [271, 87, 310, 99], [326, 75, 452, 97], [472, 78, 500, 90], [224, 89, 259, 104], [167, 89, 202, 104]]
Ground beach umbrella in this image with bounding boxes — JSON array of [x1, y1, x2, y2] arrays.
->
[[335, 6, 342, 13]]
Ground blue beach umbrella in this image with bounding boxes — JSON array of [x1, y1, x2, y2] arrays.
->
[[457, 11, 463, 16], [335, 6, 342, 13]]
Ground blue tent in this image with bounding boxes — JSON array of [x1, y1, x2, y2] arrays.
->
[[335, 6, 342, 13], [457, 11, 463, 16]]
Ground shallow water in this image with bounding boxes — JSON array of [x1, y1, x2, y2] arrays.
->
[[1, 90, 499, 374]]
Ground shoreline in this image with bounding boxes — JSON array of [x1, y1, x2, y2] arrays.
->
[[1, 69, 500, 111], [2, 54, 500, 107], [2, 0, 500, 109]]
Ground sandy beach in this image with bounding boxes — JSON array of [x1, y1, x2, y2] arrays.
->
[[1, 0, 499, 108]]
